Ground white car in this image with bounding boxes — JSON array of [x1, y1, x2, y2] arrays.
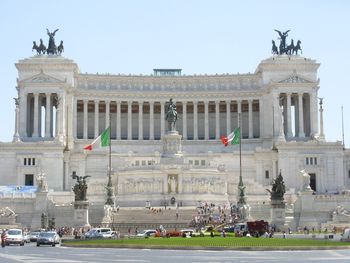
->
[[136, 229, 157, 237], [5, 229, 24, 246], [84, 228, 112, 239]]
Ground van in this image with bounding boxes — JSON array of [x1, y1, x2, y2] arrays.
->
[[341, 228, 350, 241], [84, 228, 111, 239]]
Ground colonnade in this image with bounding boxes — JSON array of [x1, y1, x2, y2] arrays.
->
[[75, 99, 262, 140], [19, 92, 59, 138]]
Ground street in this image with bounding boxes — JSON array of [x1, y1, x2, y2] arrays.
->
[[1, 243, 350, 263]]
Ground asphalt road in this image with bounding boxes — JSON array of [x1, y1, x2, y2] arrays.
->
[[1, 242, 350, 263]]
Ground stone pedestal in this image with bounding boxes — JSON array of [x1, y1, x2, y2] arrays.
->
[[101, 205, 114, 227], [31, 191, 49, 229], [161, 131, 183, 165], [73, 201, 90, 228], [296, 190, 317, 228], [270, 199, 286, 231]]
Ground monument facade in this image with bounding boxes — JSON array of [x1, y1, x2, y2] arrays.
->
[[0, 30, 350, 229]]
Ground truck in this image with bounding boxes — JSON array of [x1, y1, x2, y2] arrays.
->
[[234, 220, 269, 236]]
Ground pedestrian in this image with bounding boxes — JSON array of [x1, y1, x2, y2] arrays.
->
[[283, 231, 286, 239], [210, 230, 214, 238]]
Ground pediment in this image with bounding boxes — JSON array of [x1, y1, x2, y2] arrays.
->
[[21, 72, 65, 84], [278, 75, 313, 84]]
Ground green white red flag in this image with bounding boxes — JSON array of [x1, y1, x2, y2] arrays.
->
[[84, 127, 110, 151], [220, 128, 240, 146]]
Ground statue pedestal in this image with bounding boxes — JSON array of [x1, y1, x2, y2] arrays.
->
[[270, 199, 286, 231], [296, 190, 317, 228], [161, 131, 183, 165], [101, 205, 115, 227], [31, 191, 49, 229], [73, 201, 90, 228]]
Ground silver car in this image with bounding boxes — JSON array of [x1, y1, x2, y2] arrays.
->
[[36, 231, 60, 247]]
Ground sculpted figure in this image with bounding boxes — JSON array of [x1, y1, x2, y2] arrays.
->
[[274, 29, 290, 54], [300, 170, 311, 191], [46, 28, 59, 55], [165, 98, 178, 131]]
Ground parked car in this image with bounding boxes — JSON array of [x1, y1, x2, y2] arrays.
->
[[29, 231, 41, 242], [5, 229, 24, 246], [341, 228, 350, 241], [136, 229, 157, 237], [36, 231, 60, 247], [84, 228, 112, 239]]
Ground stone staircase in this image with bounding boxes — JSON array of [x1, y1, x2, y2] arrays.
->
[[99, 207, 197, 234]]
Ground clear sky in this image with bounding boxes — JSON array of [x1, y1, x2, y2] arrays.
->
[[1, 0, 349, 146]]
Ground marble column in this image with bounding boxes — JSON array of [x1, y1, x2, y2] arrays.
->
[[298, 93, 305, 138], [138, 101, 143, 140], [226, 100, 231, 135], [182, 101, 187, 139], [286, 93, 292, 138], [248, 99, 253, 139], [45, 93, 51, 138], [160, 101, 165, 138], [204, 101, 209, 140], [13, 98, 20, 142], [73, 98, 77, 139], [149, 101, 154, 140], [319, 98, 325, 140], [83, 100, 88, 139], [105, 100, 110, 129], [259, 98, 263, 139], [310, 92, 318, 137], [237, 100, 242, 128], [127, 101, 132, 140], [19, 92, 27, 137], [215, 100, 220, 139], [193, 101, 198, 140], [116, 101, 121, 140], [94, 100, 99, 138], [33, 93, 39, 138]]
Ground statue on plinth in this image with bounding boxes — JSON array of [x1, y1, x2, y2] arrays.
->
[[267, 171, 286, 202], [36, 172, 48, 192], [165, 98, 178, 132], [300, 170, 312, 191], [72, 172, 90, 201]]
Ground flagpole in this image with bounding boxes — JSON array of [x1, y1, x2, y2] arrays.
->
[[105, 114, 114, 206], [237, 112, 246, 206]]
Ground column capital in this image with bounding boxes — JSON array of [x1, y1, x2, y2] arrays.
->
[[204, 100, 209, 105], [215, 100, 220, 104], [94, 99, 99, 104], [160, 101, 165, 105], [193, 100, 198, 105], [225, 100, 231, 104], [105, 99, 111, 103], [138, 100, 144, 105], [45, 92, 51, 97], [247, 98, 253, 103]]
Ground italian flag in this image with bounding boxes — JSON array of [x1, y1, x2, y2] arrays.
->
[[84, 127, 110, 151], [220, 128, 240, 146]]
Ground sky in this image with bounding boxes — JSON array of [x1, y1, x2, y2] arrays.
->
[[0, 0, 350, 146]]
